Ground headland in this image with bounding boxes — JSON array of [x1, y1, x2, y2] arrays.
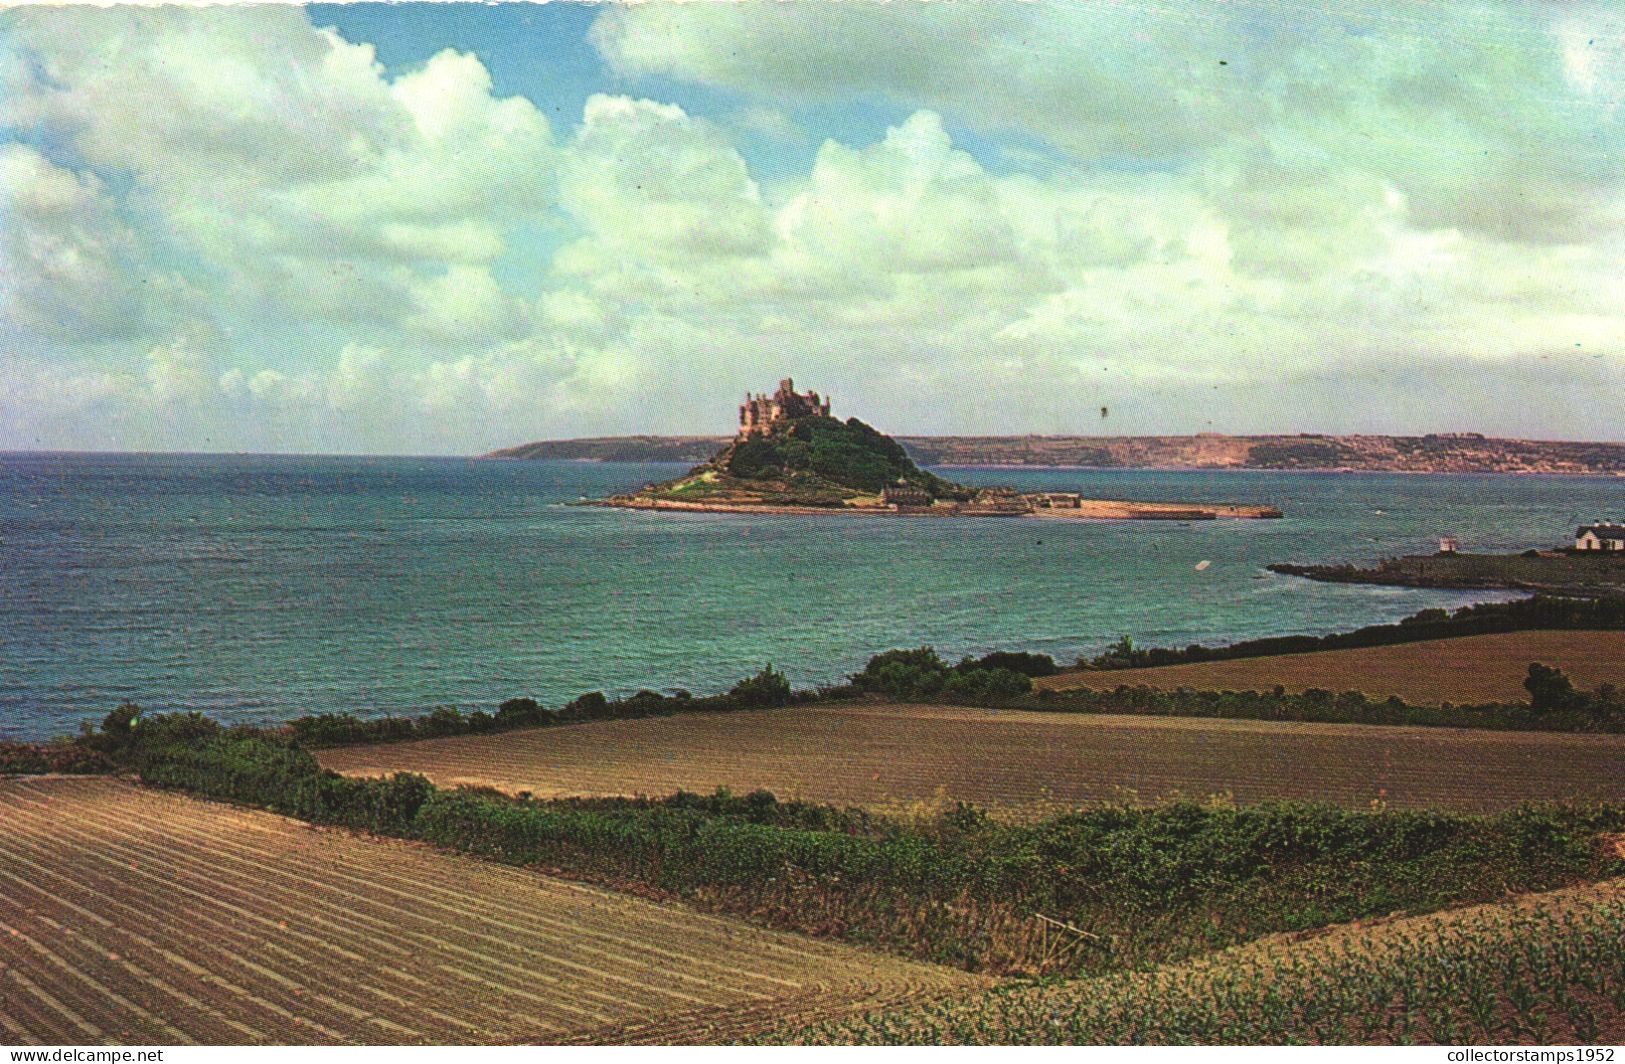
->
[[486, 429, 1625, 476], [1271, 527, 1625, 597]]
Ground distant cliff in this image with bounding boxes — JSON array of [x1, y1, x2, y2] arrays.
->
[[485, 436, 727, 463], [484, 432, 1625, 475]]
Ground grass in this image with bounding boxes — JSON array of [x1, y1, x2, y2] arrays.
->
[[1043, 630, 1625, 706], [758, 877, 1625, 1044]]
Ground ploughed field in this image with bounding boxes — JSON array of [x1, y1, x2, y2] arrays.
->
[[0, 777, 980, 1046], [1037, 630, 1625, 706], [319, 704, 1625, 816]]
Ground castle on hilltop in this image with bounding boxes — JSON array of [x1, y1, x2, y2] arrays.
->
[[738, 378, 831, 437]]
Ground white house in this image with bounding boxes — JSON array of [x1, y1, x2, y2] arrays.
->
[[1575, 524, 1625, 551]]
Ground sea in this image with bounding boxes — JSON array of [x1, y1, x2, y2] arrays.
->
[[3, 451, 1620, 741]]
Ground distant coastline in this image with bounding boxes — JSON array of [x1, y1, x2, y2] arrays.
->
[[484, 432, 1625, 476]]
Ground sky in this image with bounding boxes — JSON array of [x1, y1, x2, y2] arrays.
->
[[2, 1, 1624, 454]]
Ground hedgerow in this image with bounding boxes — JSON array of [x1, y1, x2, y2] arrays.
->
[[286, 665, 816, 748], [850, 647, 1036, 701], [1081, 595, 1625, 671], [1015, 668, 1625, 733], [0, 740, 113, 775]]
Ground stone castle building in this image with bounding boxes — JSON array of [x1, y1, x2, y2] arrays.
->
[[738, 378, 831, 437]]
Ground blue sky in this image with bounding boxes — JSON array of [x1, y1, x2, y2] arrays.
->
[[311, 2, 1035, 184], [3, 1, 1624, 453], [313, 4, 616, 138]]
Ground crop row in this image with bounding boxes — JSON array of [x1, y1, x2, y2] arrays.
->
[[0, 777, 965, 1045]]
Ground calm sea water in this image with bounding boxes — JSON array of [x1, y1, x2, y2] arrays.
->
[[3, 452, 1620, 740]]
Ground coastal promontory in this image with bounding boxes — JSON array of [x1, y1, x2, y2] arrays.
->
[[486, 430, 1625, 476]]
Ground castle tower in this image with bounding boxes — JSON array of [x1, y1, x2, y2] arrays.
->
[[738, 378, 832, 437]]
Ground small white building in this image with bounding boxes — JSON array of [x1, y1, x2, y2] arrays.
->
[[1438, 536, 1459, 554], [1575, 524, 1625, 552]]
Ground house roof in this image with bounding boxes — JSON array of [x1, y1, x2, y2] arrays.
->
[[1577, 524, 1625, 538]]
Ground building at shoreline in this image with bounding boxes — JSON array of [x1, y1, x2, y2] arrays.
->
[[1575, 524, 1625, 552], [881, 483, 933, 510], [739, 378, 831, 437], [965, 486, 1032, 515]]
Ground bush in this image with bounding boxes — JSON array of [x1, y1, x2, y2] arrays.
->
[[277, 664, 823, 750], [850, 648, 1049, 704], [942, 667, 1033, 703], [290, 712, 417, 747], [562, 692, 609, 720], [730, 664, 793, 708], [1525, 663, 1581, 713], [1087, 636, 1145, 670], [970, 651, 1058, 678], [852, 653, 944, 700], [137, 730, 433, 834], [497, 696, 543, 719], [1522, 663, 1625, 721], [1010, 682, 1625, 733], [0, 741, 113, 775], [80, 701, 144, 756]]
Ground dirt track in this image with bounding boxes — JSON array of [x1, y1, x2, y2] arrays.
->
[[0, 777, 979, 1045], [320, 703, 1625, 816]]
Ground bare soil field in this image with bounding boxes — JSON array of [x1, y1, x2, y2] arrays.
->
[[1039, 630, 1625, 705], [0, 777, 980, 1045], [319, 703, 1625, 816]]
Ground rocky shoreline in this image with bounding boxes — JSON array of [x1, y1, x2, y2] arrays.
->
[[1268, 554, 1625, 598], [592, 496, 1282, 520]]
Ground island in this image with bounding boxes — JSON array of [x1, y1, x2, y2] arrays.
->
[[577, 379, 1281, 521]]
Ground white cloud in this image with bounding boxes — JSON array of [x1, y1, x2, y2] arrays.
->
[[783, 112, 1020, 274], [596, 1, 1625, 245], [0, 144, 160, 339], [2, 7, 554, 332], [561, 94, 772, 264], [408, 264, 531, 341]]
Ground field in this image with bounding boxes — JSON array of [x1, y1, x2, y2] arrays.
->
[[1039, 630, 1625, 706], [319, 703, 1625, 816], [0, 777, 981, 1046], [763, 875, 1625, 1044]]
